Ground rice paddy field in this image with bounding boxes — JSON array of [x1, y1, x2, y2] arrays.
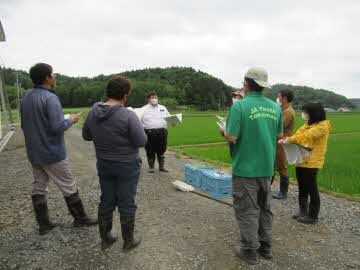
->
[[168, 112, 360, 199], [167, 112, 360, 146], [62, 108, 360, 198]]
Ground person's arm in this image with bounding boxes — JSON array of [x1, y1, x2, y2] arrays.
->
[[282, 109, 293, 131], [225, 104, 241, 144], [128, 111, 148, 147], [82, 111, 93, 141], [288, 124, 328, 145], [162, 105, 171, 118], [277, 111, 284, 140], [46, 95, 73, 134]]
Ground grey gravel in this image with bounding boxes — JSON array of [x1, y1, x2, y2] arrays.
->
[[0, 128, 359, 270]]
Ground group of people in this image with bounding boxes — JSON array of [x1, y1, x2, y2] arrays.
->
[[20, 63, 331, 265], [21, 63, 171, 252]]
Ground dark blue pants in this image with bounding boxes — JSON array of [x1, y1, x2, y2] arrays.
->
[[97, 158, 142, 222], [228, 142, 235, 158]]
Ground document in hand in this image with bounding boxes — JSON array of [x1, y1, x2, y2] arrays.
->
[[216, 115, 226, 129], [127, 105, 149, 119], [281, 143, 312, 165], [164, 113, 182, 127]]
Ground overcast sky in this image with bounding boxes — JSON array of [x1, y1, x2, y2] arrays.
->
[[1, 0, 359, 98]]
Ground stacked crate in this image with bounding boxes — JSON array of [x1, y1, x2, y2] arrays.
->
[[184, 164, 232, 199], [200, 170, 232, 199], [184, 164, 211, 188]]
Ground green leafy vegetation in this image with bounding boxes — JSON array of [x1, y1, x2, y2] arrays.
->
[[2, 67, 355, 110], [177, 134, 360, 198], [166, 112, 360, 146]]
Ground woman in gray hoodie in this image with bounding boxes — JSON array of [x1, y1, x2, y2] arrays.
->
[[82, 76, 147, 251]]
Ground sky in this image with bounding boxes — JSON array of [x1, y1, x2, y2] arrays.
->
[[0, 0, 359, 98]]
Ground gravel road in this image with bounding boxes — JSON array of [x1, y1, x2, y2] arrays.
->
[[0, 128, 359, 270]]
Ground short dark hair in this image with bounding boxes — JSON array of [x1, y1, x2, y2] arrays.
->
[[302, 103, 326, 125], [29, 63, 53, 86], [279, 89, 294, 102], [244, 77, 264, 92], [147, 91, 157, 99], [106, 76, 131, 100]]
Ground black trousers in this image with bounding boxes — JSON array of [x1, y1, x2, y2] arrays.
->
[[97, 158, 142, 222], [144, 128, 168, 160], [295, 167, 320, 218]]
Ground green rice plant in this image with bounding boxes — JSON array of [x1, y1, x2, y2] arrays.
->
[[177, 134, 360, 197], [168, 112, 360, 146]]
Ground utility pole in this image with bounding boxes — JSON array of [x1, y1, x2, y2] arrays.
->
[[16, 72, 21, 122], [0, 19, 16, 151], [0, 73, 8, 132], [0, 91, 2, 140]]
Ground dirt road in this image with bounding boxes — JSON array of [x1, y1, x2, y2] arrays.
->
[[0, 128, 359, 270]]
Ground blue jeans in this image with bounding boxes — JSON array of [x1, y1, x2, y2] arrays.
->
[[97, 158, 142, 221]]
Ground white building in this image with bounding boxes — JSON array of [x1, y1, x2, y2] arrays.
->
[[337, 107, 351, 112]]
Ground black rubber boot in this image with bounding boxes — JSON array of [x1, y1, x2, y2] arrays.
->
[[158, 155, 169, 172], [64, 191, 98, 227], [272, 176, 289, 199], [32, 194, 57, 235], [233, 245, 258, 265], [298, 202, 319, 224], [292, 198, 309, 219], [257, 241, 273, 259], [148, 157, 155, 173], [120, 216, 142, 252], [98, 209, 117, 251], [297, 215, 318, 224]]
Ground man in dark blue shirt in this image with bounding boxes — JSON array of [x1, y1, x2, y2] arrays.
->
[[21, 63, 97, 235]]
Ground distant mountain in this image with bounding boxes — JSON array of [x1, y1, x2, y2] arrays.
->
[[264, 84, 355, 110], [1, 66, 355, 110], [349, 98, 360, 109]]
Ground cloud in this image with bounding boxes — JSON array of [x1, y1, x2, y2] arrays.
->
[[0, 0, 359, 97]]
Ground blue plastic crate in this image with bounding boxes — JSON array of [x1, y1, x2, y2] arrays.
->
[[184, 164, 212, 188], [200, 170, 232, 199]]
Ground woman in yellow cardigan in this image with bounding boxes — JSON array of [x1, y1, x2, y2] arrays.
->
[[279, 103, 331, 224]]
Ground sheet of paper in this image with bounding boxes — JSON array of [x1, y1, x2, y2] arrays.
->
[[164, 113, 182, 126], [281, 143, 311, 165], [216, 121, 225, 129], [64, 114, 71, 120], [216, 115, 226, 128], [127, 104, 151, 119]]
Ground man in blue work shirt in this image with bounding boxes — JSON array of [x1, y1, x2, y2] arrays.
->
[[21, 63, 97, 235]]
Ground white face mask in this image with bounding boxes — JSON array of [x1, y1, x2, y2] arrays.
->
[[232, 98, 239, 104], [150, 98, 158, 106], [276, 98, 282, 106], [301, 112, 308, 121]]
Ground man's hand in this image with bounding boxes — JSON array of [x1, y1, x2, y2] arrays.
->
[[70, 113, 82, 124], [278, 137, 290, 144], [224, 131, 237, 144], [219, 127, 225, 137]]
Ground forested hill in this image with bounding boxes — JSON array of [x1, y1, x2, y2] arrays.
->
[[350, 98, 360, 109], [2, 66, 354, 110], [265, 84, 354, 110]]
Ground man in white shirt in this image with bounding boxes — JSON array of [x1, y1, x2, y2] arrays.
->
[[141, 92, 171, 173]]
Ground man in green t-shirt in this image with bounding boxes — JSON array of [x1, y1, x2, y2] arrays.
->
[[225, 67, 283, 265]]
